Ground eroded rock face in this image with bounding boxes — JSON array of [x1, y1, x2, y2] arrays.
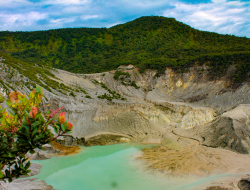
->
[[0, 163, 54, 190], [118, 65, 135, 70], [44, 95, 216, 146], [36, 66, 250, 153], [25, 144, 63, 160], [173, 104, 250, 154], [238, 178, 250, 190], [2, 65, 250, 152], [152, 101, 215, 129], [85, 134, 131, 146], [0, 178, 54, 190]]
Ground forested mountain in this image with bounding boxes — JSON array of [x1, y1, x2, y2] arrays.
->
[[0, 16, 250, 81]]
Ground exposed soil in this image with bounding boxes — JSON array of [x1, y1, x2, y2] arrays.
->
[[205, 186, 230, 190], [238, 178, 250, 190], [50, 141, 80, 155], [139, 137, 250, 176]]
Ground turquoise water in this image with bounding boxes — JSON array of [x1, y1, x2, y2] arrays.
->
[[31, 144, 240, 190]]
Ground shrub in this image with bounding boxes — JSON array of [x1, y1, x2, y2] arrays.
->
[[98, 93, 113, 101], [97, 82, 125, 101], [114, 70, 131, 80], [114, 71, 140, 89], [69, 91, 76, 97], [85, 95, 92, 99], [92, 79, 99, 85], [0, 87, 73, 182], [131, 81, 140, 89]]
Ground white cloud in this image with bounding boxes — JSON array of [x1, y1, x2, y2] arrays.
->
[[0, 12, 47, 30], [132, 0, 171, 8], [106, 22, 122, 28], [0, 0, 90, 9], [0, 0, 31, 8], [110, 0, 171, 10], [211, 0, 227, 3], [62, 6, 85, 13], [50, 17, 76, 24], [44, 0, 90, 5], [163, 1, 250, 37], [80, 15, 99, 20], [0, 0, 28, 4]]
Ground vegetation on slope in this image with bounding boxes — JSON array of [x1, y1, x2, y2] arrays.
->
[[0, 16, 250, 81], [92, 79, 126, 101], [114, 70, 140, 89], [0, 52, 83, 95]]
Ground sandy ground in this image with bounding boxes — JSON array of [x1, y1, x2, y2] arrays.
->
[[139, 138, 250, 175], [139, 137, 250, 189], [197, 174, 250, 190]]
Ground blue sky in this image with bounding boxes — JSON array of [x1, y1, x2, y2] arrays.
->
[[0, 0, 250, 37]]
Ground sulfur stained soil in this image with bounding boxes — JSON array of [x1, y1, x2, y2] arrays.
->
[[138, 137, 250, 176], [204, 186, 230, 190], [50, 141, 81, 155]]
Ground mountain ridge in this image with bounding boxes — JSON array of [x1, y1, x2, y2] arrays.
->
[[0, 16, 250, 82]]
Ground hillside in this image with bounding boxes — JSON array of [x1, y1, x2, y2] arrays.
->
[[0, 51, 87, 97], [0, 16, 250, 82]]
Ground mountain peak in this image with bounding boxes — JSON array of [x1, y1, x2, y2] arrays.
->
[[111, 16, 182, 30]]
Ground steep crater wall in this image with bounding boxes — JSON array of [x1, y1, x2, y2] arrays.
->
[[1, 65, 250, 153]]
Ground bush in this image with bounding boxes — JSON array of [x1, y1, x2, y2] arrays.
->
[[114, 70, 131, 80], [97, 82, 125, 101], [131, 81, 140, 89], [85, 95, 92, 99], [98, 93, 113, 101], [69, 91, 76, 97], [92, 79, 99, 85], [0, 87, 73, 182]]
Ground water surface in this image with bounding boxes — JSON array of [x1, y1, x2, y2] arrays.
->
[[31, 144, 240, 190]]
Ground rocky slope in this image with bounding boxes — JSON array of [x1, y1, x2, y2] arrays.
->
[[6, 63, 250, 152], [1, 54, 250, 154]]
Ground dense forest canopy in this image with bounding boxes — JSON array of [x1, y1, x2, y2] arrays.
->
[[0, 16, 250, 81]]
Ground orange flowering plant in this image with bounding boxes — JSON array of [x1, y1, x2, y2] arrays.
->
[[0, 86, 73, 182]]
